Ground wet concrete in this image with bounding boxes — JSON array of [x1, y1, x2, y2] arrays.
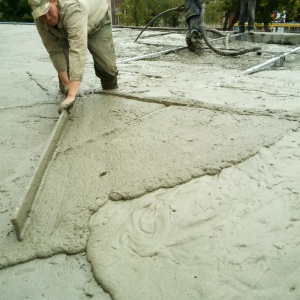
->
[[0, 24, 300, 299]]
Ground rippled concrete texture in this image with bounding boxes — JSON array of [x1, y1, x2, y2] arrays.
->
[[0, 24, 300, 299]]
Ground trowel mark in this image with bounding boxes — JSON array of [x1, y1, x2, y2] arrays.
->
[[104, 101, 299, 201], [27, 71, 51, 95], [98, 90, 300, 121], [87, 130, 300, 300]]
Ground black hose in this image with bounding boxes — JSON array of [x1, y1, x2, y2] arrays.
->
[[135, 5, 261, 56], [135, 5, 185, 43], [199, 27, 261, 56]]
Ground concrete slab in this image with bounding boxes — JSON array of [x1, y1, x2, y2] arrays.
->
[[0, 24, 300, 300], [88, 130, 300, 299], [0, 253, 110, 299]]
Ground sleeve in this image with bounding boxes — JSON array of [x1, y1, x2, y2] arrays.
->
[[35, 20, 68, 74], [63, 5, 88, 82]]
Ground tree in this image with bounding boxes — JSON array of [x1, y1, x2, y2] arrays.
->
[[0, 0, 32, 22], [256, 0, 300, 30], [120, 0, 183, 26], [0, 0, 299, 28], [121, 0, 145, 25], [222, 0, 239, 30], [160, 0, 185, 27], [205, 0, 226, 26], [205, 0, 300, 30]]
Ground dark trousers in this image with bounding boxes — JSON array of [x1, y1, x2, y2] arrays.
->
[[185, 0, 203, 19], [185, 0, 204, 32], [238, 0, 256, 30]]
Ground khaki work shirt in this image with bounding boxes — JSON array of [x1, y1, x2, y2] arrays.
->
[[35, 0, 108, 82]]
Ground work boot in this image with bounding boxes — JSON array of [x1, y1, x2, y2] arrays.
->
[[235, 27, 245, 34], [101, 77, 118, 90], [186, 29, 204, 53], [186, 14, 204, 54]]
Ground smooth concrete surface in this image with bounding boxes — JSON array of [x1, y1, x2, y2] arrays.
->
[[0, 24, 300, 299]]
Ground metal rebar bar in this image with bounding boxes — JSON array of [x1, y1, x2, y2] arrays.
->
[[116, 46, 187, 64], [244, 46, 300, 75]]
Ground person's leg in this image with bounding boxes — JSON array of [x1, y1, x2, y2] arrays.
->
[[185, 0, 203, 21], [238, 0, 247, 33], [88, 12, 118, 90], [247, 0, 256, 31], [185, 0, 204, 53]]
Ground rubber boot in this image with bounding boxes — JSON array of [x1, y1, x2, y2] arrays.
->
[[185, 3, 205, 54], [186, 29, 204, 52]]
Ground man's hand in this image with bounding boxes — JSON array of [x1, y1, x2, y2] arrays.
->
[[58, 94, 76, 114], [58, 80, 81, 114]]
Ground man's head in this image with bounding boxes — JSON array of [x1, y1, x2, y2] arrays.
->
[[28, 0, 59, 26], [28, 0, 50, 20]]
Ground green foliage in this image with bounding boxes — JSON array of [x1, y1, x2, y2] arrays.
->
[[0, 0, 33, 22], [205, 0, 300, 28], [160, 0, 185, 27], [0, 0, 299, 26], [120, 0, 183, 26], [256, 0, 300, 28], [225, 0, 300, 24], [205, 1, 223, 25]]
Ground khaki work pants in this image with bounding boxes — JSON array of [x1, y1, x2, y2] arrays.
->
[[59, 12, 118, 90], [88, 12, 118, 89]]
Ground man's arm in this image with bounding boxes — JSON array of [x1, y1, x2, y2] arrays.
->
[[35, 19, 68, 75], [58, 71, 80, 103], [59, 71, 80, 104], [57, 4, 89, 104]]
